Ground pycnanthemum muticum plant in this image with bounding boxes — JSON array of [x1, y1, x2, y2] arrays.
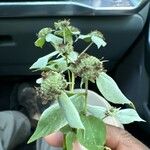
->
[[28, 19, 145, 150]]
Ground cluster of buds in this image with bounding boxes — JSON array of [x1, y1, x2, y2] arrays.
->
[[37, 71, 67, 104], [70, 53, 105, 83]]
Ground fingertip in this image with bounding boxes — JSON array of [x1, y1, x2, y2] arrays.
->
[[44, 132, 64, 147]]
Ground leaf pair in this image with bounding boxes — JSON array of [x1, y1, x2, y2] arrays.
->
[[79, 32, 106, 49], [28, 92, 85, 143], [35, 33, 63, 48], [88, 105, 144, 124]]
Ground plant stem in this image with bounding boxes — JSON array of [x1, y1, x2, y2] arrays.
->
[[63, 134, 67, 150], [64, 55, 72, 91], [84, 80, 88, 113], [79, 42, 93, 57], [68, 70, 71, 91], [71, 72, 75, 92]]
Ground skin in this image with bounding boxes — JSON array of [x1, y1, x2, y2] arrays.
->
[[44, 125, 149, 150]]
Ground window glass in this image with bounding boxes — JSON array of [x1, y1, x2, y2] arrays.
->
[[0, 0, 143, 8]]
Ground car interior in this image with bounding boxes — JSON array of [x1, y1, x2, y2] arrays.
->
[[0, 0, 150, 149]]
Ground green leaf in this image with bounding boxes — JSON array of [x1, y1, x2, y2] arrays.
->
[[77, 115, 106, 150], [60, 125, 72, 134], [68, 51, 78, 63], [28, 103, 67, 143], [87, 105, 107, 119], [69, 26, 80, 35], [91, 35, 107, 49], [35, 37, 45, 48], [66, 132, 76, 150], [46, 33, 63, 45], [30, 51, 59, 70], [58, 92, 84, 129], [78, 34, 91, 42], [96, 72, 133, 105], [115, 109, 145, 124], [70, 93, 85, 112], [64, 27, 73, 44], [47, 58, 68, 72]]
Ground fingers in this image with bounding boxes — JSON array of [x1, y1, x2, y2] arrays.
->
[[44, 133, 87, 150], [106, 125, 149, 150], [44, 132, 64, 147], [73, 141, 87, 150], [44, 125, 149, 150]]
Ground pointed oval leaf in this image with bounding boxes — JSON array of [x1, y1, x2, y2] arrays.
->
[[35, 37, 45, 48], [30, 51, 59, 70], [70, 93, 85, 112], [96, 72, 133, 105], [68, 51, 79, 63], [77, 115, 106, 149], [64, 27, 73, 43], [28, 104, 67, 143], [58, 92, 84, 129], [78, 34, 91, 42], [47, 58, 68, 72], [87, 105, 107, 119], [115, 109, 145, 124], [69, 26, 80, 35], [91, 35, 107, 49], [46, 33, 63, 45]]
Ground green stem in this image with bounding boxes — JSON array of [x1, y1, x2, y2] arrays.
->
[[64, 55, 72, 91], [71, 72, 75, 92], [63, 134, 67, 150], [68, 70, 71, 91], [79, 42, 93, 57], [84, 80, 88, 113]]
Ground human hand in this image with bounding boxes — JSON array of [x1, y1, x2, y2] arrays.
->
[[44, 125, 149, 150]]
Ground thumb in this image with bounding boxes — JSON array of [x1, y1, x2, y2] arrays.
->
[[73, 141, 87, 150]]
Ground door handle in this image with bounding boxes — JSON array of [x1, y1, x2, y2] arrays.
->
[[0, 35, 15, 47]]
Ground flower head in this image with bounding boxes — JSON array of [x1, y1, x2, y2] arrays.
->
[[37, 71, 67, 104], [70, 53, 105, 82]]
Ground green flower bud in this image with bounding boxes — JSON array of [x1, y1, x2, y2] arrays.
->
[[37, 71, 67, 103], [55, 43, 74, 55], [54, 19, 70, 30], [70, 53, 104, 82]]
